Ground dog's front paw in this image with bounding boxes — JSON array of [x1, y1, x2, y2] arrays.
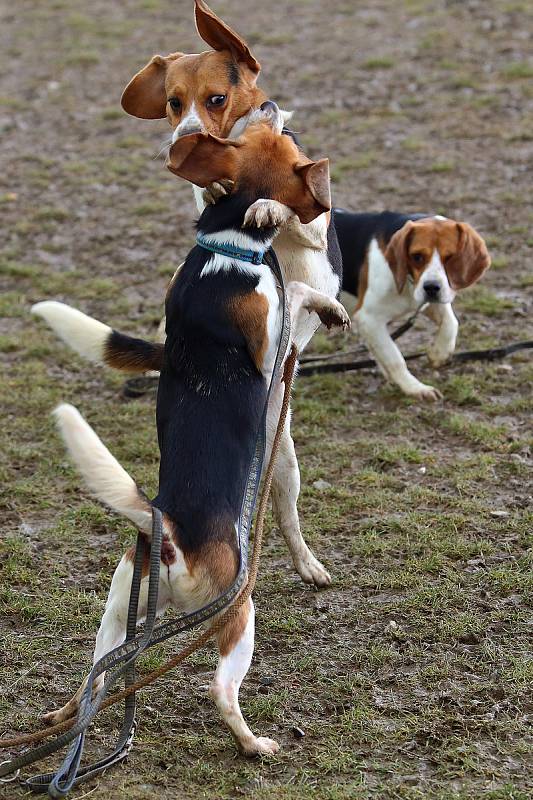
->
[[307, 297, 351, 331], [241, 736, 280, 757], [243, 199, 294, 229], [294, 551, 332, 587], [406, 382, 443, 402], [202, 179, 234, 206], [427, 345, 454, 368]]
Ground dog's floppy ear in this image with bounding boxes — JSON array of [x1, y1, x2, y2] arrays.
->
[[166, 131, 241, 187], [194, 0, 260, 80], [445, 222, 491, 290], [385, 221, 415, 293], [121, 53, 183, 119], [292, 159, 331, 224]]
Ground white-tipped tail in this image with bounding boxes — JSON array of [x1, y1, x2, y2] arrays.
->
[[54, 403, 152, 534], [32, 301, 111, 363]]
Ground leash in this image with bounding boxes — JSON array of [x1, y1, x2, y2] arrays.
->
[[0, 248, 294, 795], [297, 312, 420, 366], [298, 339, 533, 377]]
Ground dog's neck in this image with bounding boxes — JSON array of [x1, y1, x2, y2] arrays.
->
[[196, 191, 277, 257]]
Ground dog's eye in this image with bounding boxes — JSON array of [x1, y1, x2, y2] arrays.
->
[[411, 253, 424, 265], [207, 94, 227, 108], [168, 98, 181, 112]]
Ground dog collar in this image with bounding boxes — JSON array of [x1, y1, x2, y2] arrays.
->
[[196, 233, 265, 266]]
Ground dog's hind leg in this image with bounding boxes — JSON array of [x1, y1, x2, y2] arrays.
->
[[210, 598, 279, 756], [266, 282, 350, 588], [268, 390, 331, 588], [42, 549, 170, 726]]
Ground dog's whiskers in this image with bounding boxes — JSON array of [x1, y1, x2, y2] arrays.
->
[[153, 136, 173, 160]]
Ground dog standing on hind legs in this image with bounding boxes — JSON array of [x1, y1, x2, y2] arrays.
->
[[42, 106, 350, 756], [33, 0, 342, 590]]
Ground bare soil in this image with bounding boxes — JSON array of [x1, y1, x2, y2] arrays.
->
[[0, 1, 532, 798]]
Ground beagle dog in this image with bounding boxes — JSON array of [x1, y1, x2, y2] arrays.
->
[[334, 210, 490, 400], [33, 0, 342, 591], [42, 105, 350, 757]]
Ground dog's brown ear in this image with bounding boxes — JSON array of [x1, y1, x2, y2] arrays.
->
[[166, 131, 241, 186], [292, 159, 331, 224], [385, 222, 416, 293], [194, 0, 260, 80], [445, 223, 491, 290], [121, 53, 183, 119]]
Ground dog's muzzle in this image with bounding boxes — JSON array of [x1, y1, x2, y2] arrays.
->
[[175, 124, 203, 139], [423, 281, 442, 302]]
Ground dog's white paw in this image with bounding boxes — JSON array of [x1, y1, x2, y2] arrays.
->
[[294, 550, 332, 588], [427, 345, 454, 368], [243, 199, 294, 229], [406, 383, 443, 402], [242, 736, 280, 757]]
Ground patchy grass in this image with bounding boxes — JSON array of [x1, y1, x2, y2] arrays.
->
[[1, 0, 532, 798]]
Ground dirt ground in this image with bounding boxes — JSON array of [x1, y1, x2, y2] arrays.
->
[[0, 0, 532, 798]]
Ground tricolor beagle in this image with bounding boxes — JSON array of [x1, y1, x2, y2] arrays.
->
[[42, 105, 349, 757], [33, 0, 342, 591], [335, 210, 490, 400]]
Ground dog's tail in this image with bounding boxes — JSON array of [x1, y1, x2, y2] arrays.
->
[[32, 301, 164, 374], [53, 403, 153, 535]]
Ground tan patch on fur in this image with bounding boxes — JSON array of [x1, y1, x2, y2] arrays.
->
[[217, 598, 250, 657], [354, 252, 369, 311], [229, 291, 269, 372], [125, 543, 150, 578]]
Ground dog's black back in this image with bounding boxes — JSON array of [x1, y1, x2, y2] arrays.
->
[[333, 209, 430, 296], [152, 194, 273, 555]]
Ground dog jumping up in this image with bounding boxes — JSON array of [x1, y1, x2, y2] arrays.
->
[[33, 0, 342, 590], [43, 104, 349, 757], [335, 210, 490, 400]]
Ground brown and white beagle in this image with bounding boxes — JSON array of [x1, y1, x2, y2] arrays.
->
[[41, 105, 350, 757], [334, 210, 491, 400]]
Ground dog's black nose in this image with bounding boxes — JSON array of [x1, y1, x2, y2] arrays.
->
[[260, 100, 279, 115], [424, 281, 441, 300]]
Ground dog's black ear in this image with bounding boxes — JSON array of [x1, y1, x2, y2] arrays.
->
[[385, 222, 415, 294], [194, 0, 260, 80], [121, 53, 183, 119], [445, 223, 491, 290]]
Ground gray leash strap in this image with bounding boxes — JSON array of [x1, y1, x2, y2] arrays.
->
[[1, 247, 290, 795], [16, 509, 163, 796]]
